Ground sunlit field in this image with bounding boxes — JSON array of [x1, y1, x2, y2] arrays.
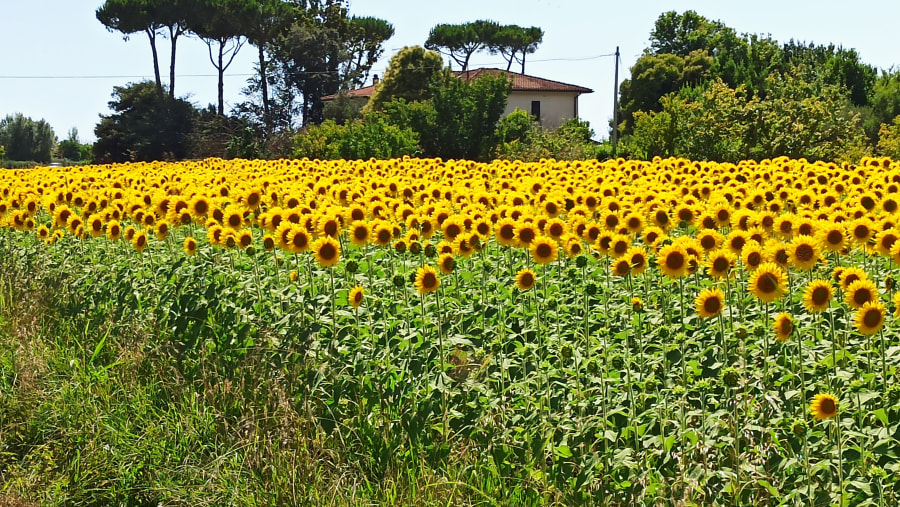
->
[[2, 156, 899, 505]]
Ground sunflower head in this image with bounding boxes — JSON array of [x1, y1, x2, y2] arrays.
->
[[415, 265, 441, 294], [854, 301, 885, 336], [810, 393, 839, 421], [748, 262, 787, 303], [349, 286, 364, 308], [695, 288, 725, 318], [773, 312, 793, 341], [312, 236, 340, 268], [515, 268, 536, 291], [802, 279, 833, 313]]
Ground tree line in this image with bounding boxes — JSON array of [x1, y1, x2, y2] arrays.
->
[[616, 10, 900, 162]]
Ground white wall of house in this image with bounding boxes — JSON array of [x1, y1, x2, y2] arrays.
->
[[504, 92, 580, 129]]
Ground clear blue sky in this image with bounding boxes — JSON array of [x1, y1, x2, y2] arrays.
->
[[1, 0, 898, 143]]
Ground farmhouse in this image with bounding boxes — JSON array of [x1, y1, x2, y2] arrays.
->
[[322, 68, 593, 130]]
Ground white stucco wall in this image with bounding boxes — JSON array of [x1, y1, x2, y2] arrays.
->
[[504, 92, 580, 129]]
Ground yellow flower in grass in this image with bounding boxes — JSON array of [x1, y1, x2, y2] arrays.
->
[[802, 279, 833, 313], [349, 286, 364, 308], [810, 393, 838, 421], [495, 217, 518, 247], [530, 236, 558, 265], [657, 243, 689, 279], [788, 235, 819, 271], [415, 265, 441, 294], [844, 279, 877, 309], [854, 301, 885, 336], [311, 236, 340, 268], [741, 240, 765, 271], [438, 252, 455, 274], [626, 246, 649, 275], [184, 236, 198, 255], [515, 268, 536, 291], [695, 288, 725, 318], [706, 249, 735, 279], [838, 266, 868, 290], [773, 312, 793, 341], [132, 230, 148, 252], [818, 223, 847, 253], [349, 220, 370, 247], [748, 262, 787, 303]]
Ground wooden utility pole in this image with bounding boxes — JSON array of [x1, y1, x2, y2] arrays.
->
[[612, 46, 620, 157]]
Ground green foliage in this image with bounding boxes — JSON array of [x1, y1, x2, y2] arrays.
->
[[425, 20, 501, 72], [626, 76, 869, 162], [323, 92, 366, 124], [273, 2, 392, 126], [93, 81, 196, 163], [494, 111, 602, 161], [486, 24, 544, 73], [384, 70, 511, 160], [0, 113, 55, 163], [366, 46, 445, 112], [293, 113, 418, 160], [0, 145, 4, 160], [56, 128, 92, 162], [877, 116, 900, 158]]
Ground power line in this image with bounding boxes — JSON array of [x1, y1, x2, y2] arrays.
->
[[0, 73, 257, 80]]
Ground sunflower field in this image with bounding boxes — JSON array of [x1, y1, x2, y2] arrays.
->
[[2, 155, 900, 505]]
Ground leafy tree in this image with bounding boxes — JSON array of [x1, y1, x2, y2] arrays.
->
[[877, 115, 900, 159], [486, 25, 543, 73], [322, 92, 365, 124], [649, 10, 732, 57], [344, 16, 395, 88], [0, 113, 55, 163], [97, 0, 165, 95], [425, 20, 501, 72], [190, 0, 256, 116], [273, 1, 391, 125], [243, 0, 300, 134], [0, 145, 5, 161], [384, 69, 511, 160], [57, 128, 92, 161], [366, 46, 444, 111], [293, 114, 418, 160], [93, 81, 196, 162], [617, 53, 685, 134]]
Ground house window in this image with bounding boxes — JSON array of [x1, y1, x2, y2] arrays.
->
[[531, 100, 541, 123]]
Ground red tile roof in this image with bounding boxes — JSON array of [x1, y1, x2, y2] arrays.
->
[[322, 68, 592, 100]]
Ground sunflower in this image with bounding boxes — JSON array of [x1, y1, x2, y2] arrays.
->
[[184, 236, 198, 255], [414, 265, 440, 294], [288, 225, 311, 254], [623, 211, 645, 234], [741, 241, 765, 271], [838, 266, 868, 290], [190, 195, 211, 219], [802, 279, 833, 313], [438, 252, 456, 274], [894, 291, 900, 318], [697, 229, 723, 252], [441, 216, 464, 241], [564, 235, 584, 258], [725, 230, 750, 255], [773, 312, 793, 342], [515, 221, 538, 247], [844, 279, 878, 309], [810, 393, 839, 421], [706, 249, 735, 279], [349, 220, 370, 247], [372, 222, 394, 247], [237, 229, 253, 250], [106, 220, 122, 241], [495, 217, 518, 247], [657, 243, 689, 279], [612, 257, 631, 277], [626, 246, 649, 274], [695, 288, 725, 318], [818, 223, 847, 253], [132, 230, 148, 253], [641, 226, 666, 250], [748, 262, 787, 303], [349, 286, 364, 308], [530, 236, 559, 265], [765, 241, 791, 269], [849, 218, 875, 246], [263, 234, 275, 251], [515, 268, 536, 291], [855, 301, 885, 335], [311, 236, 340, 268], [788, 235, 819, 271]]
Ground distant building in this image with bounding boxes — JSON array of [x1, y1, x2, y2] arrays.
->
[[322, 68, 593, 129]]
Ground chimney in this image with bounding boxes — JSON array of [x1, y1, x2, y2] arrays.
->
[[372, 74, 379, 85]]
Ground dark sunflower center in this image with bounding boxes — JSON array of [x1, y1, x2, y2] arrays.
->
[[614, 242, 628, 255], [731, 237, 746, 251], [446, 224, 461, 238], [820, 398, 836, 415], [665, 251, 685, 270], [795, 244, 814, 262], [854, 225, 869, 239], [827, 230, 843, 245], [713, 257, 729, 273], [853, 289, 872, 306], [812, 287, 829, 305], [864, 308, 882, 327], [423, 273, 437, 289], [700, 235, 716, 250], [779, 318, 793, 335], [500, 225, 515, 240], [536, 243, 553, 258], [703, 297, 721, 314], [519, 229, 535, 243], [758, 273, 777, 294], [319, 243, 337, 261]]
